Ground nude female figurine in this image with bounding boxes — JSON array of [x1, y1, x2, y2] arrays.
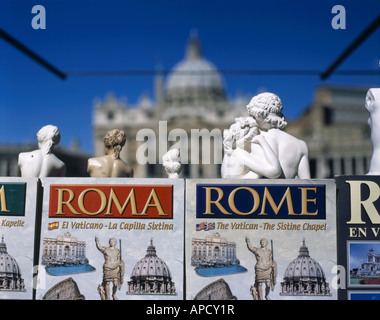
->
[[221, 117, 282, 179], [87, 129, 133, 178], [18, 125, 66, 178]]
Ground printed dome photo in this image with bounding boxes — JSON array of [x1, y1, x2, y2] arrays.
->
[[280, 239, 331, 296], [127, 239, 176, 295], [0, 236, 26, 292]]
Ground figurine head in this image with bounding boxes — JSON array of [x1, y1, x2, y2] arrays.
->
[[223, 117, 258, 154], [231, 117, 259, 141], [104, 129, 126, 159], [365, 88, 380, 113], [37, 125, 61, 155], [246, 92, 287, 130]]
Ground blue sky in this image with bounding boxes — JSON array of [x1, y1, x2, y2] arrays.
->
[[0, 0, 379, 154]]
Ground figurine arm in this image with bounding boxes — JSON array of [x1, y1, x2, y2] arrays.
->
[[238, 135, 281, 178], [296, 141, 311, 179], [297, 154, 311, 179], [223, 129, 234, 155], [38, 156, 51, 178]]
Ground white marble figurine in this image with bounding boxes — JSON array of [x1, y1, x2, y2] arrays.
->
[[222, 92, 311, 179], [163, 148, 182, 178], [221, 117, 281, 179], [365, 88, 380, 175], [18, 125, 66, 178], [87, 129, 133, 178]]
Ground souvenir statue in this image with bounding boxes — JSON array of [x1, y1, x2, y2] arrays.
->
[[87, 129, 133, 177], [18, 124, 66, 177], [365, 88, 380, 175], [246, 92, 310, 179], [162, 148, 182, 178], [221, 117, 281, 179], [222, 92, 310, 179]]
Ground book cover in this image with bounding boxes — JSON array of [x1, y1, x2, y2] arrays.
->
[[35, 177, 184, 300], [185, 179, 337, 300], [336, 175, 380, 300], [0, 177, 39, 300]]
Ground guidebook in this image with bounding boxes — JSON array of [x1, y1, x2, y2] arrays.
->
[[0, 177, 39, 300], [336, 175, 380, 300], [185, 179, 337, 300], [35, 177, 184, 300]]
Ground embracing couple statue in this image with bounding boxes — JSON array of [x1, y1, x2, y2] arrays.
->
[[221, 92, 310, 179]]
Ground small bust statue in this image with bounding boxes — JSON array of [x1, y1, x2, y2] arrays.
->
[[365, 88, 380, 175], [87, 129, 133, 177], [162, 148, 182, 178], [18, 124, 66, 178]]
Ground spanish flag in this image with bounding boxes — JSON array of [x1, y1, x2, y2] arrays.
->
[[48, 222, 59, 230]]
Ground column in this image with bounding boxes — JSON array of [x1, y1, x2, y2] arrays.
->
[[333, 157, 342, 176], [316, 156, 329, 178], [344, 157, 353, 175], [0, 159, 8, 176], [10, 159, 19, 176], [355, 156, 365, 175]]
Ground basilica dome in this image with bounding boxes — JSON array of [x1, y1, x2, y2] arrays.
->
[[0, 236, 26, 291], [127, 239, 176, 295], [165, 32, 226, 109], [166, 56, 224, 92], [280, 239, 331, 296], [131, 239, 172, 279]]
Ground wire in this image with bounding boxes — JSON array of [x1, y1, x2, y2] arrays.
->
[[64, 69, 380, 77], [320, 13, 380, 80], [0, 28, 67, 80]]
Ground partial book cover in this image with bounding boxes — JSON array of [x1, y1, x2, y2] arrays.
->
[[185, 179, 337, 300], [35, 177, 184, 300], [336, 175, 380, 300], [0, 177, 40, 300]]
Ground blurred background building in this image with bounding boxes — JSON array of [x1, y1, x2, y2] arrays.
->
[[0, 32, 372, 179], [0, 142, 89, 177], [286, 85, 372, 178], [93, 32, 248, 178], [93, 32, 373, 179]]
